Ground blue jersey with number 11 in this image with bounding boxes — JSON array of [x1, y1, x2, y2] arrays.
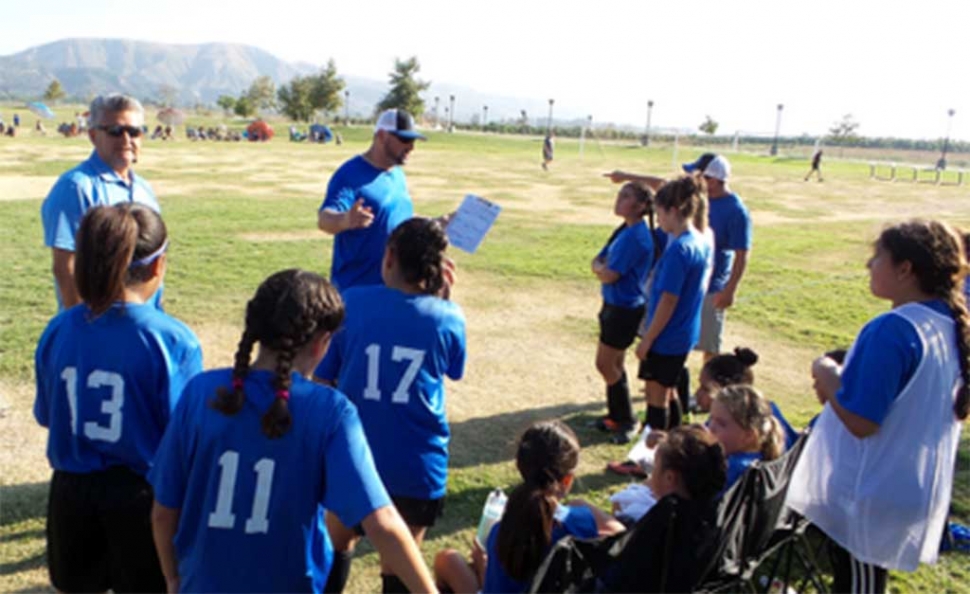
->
[[315, 285, 467, 500]]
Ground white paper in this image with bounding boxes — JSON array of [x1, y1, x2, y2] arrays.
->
[[446, 194, 501, 253]]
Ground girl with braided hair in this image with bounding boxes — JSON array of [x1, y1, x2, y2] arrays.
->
[[788, 219, 970, 593], [149, 269, 436, 593], [315, 217, 467, 593], [34, 203, 202, 593]]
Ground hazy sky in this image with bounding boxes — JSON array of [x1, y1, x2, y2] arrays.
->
[[4, 0, 967, 140]]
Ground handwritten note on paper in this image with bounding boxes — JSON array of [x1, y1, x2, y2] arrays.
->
[[446, 194, 501, 253]]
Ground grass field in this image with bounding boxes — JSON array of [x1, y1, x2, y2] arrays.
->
[[1, 105, 969, 593]]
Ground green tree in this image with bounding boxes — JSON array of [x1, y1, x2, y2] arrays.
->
[[699, 115, 718, 135], [157, 84, 179, 107], [277, 76, 317, 122], [247, 75, 277, 112], [828, 113, 860, 145], [216, 95, 237, 114], [311, 59, 346, 116], [234, 95, 256, 118], [376, 56, 430, 117], [44, 79, 66, 103]]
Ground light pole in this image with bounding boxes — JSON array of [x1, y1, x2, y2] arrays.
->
[[939, 108, 956, 170], [482, 105, 488, 130], [448, 94, 455, 131], [770, 103, 784, 156], [433, 96, 440, 128], [344, 90, 350, 126], [547, 98, 554, 134], [644, 100, 654, 146]]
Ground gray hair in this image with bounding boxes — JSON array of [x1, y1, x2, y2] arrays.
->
[[88, 94, 144, 128]]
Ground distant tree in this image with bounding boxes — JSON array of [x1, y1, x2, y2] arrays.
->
[[828, 113, 860, 145], [44, 79, 66, 103], [234, 95, 256, 118], [157, 84, 179, 107], [376, 56, 430, 117], [277, 76, 317, 122], [699, 115, 719, 135], [247, 75, 277, 112], [311, 59, 346, 116], [216, 95, 236, 114]]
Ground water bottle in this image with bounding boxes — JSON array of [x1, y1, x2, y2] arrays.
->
[[475, 488, 507, 548]]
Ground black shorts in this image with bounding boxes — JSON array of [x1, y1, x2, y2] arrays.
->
[[599, 303, 645, 350], [638, 352, 689, 387], [47, 467, 164, 593], [355, 495, 445, 535]]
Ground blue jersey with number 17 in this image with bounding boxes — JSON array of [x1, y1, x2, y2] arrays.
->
[[33, 302, 203, 476], [315, 285, 467, 500], [148, 369, 392, 593]]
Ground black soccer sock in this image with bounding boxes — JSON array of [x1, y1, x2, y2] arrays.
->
[[676, 367, 690, 413], [607, 372, 635, 425], [646, 405, 669, 431], [381, 573, 410, 594], [668, 396, 683, 428], [324, 551, 353, 593]]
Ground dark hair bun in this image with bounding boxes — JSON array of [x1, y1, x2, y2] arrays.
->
[[734, 347, 759, 367]]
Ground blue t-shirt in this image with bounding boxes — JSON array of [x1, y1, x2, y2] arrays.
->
[[724, 451, 762, 496], [483, 504, 598, 593], [769, 401, 799, 451], [598, 221, 654, 308], [148, 369, 391, 594], [315, 285, 466, 499], [648, 228, 712, 354], [836, 300, 950, 425], [41, 151, 160, 309], [320, 155, 414, 291], [707, 193, 752, 294], [34, 302, 202, 475]]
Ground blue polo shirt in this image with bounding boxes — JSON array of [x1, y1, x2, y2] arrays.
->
[[707, 192, 752, 294], [41, 151, 159, 309], [320, 156, 414, 292]]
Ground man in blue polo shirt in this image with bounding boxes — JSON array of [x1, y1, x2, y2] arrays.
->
[[41, 94, 159, 310], [317, 109, 424, 292]]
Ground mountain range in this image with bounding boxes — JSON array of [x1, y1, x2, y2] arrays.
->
[[0, 38, 593, 127]]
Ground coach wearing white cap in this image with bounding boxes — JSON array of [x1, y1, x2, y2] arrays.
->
[[317, 108, 426, 291], [684, 154, 752, 361]]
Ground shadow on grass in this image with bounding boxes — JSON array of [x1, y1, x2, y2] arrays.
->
[[0, 550, 46, 576], [0, 481, 47, 527]]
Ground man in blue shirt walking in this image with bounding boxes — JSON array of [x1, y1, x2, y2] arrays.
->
[[41, 94, 159, 310]]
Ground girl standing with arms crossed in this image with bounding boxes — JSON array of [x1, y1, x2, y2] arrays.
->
[[315, 218, 466, 593], [788, 220, 970, 593], [34, 203, 202, 593], [592, 182, 657, 442], [149, 269, 436, 593], [635, 176, 712, 431]]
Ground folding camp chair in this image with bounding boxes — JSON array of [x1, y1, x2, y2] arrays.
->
[[528, 495, 720, 593], [695, 432, 830, 593]]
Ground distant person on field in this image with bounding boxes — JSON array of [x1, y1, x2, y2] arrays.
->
[[318, 109, 426, 292], [805, 149, 823, 181], [14, 112, 20, 127], [40, 93, 159, 311], [542, 131, 555, 170]]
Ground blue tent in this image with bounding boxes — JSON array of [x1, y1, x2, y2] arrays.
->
[[309, 123, 333, 143], [27, 101, 55, 119]]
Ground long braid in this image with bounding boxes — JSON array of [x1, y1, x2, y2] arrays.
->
[[942, 290, 970, 420], [212, 329, 255, 415], [262, 337, 295, 438]]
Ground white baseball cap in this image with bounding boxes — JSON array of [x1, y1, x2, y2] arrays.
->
[[703, 155, 731, 180], [374, 109, 426, 141]]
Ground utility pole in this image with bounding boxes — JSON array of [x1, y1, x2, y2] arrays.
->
[[770, 103, 784, 156], [644, 99, 654, 146], [547, 98, 554, 134]]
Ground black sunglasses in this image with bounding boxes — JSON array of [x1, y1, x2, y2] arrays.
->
[[97, 124, 143, 138]]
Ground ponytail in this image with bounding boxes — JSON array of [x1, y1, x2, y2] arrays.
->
[[496, 483, 558, 582]]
